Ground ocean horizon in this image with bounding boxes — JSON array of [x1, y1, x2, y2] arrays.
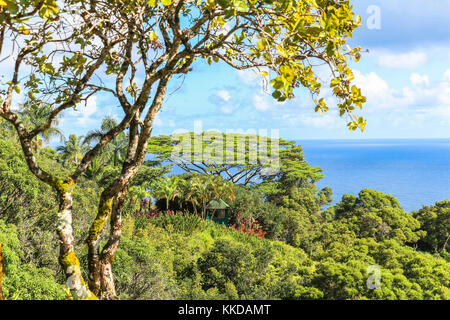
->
[[297, 138, 450, 212], [165, 138, 450, 212]]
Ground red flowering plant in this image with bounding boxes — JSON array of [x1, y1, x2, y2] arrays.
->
[[231, 212, 266, 238]]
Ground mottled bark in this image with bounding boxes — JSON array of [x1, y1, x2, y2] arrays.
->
[[86, 164, 140, 297], [99, 190, 126, 300], [0, 110, 97, 299], [99, 261, 116, 300], [86, 194, 113, 296], [0, 242, 4, 300], [86, 75, 172, 298], [57, 190, 97, 300]]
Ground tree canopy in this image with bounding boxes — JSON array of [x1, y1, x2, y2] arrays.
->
[[147, 133, 323, 185]]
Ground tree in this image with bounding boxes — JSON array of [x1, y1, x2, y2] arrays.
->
[[152, 174, 235, 217], [85, 116, 129, 167], [332, 189, 425, 244], [256, 139, 324, 204], [0, 219, 65, 300], [1, 0, 366, 299], [182, 174, 235, 218], [57, 134, 89, 168], [19, 102, 64, 154], [0, 242, 4, 300], [148, 133, 324, 186], [413, 200, 450, 253], [153, 176, 182, 210]]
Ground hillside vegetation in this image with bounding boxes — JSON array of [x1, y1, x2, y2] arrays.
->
[[0, 130, 449, 300]]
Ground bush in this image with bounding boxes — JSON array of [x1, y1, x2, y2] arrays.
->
[[0, 219, 65, 300]]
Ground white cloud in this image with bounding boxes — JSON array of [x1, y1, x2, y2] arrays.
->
[[153, 115, 176, 128], [444, 69, 450, 81], [378, 51, 427, 69], [237, 69, 259, 86], [353, 71, 392, 109], [416, 106, 450, 121], [253, 95, 271, 111], [352, 69, 450, 125], [438, 82, 450, 105], [70, 96, 97, 126], [153, 114, 163, 127], [216, 89, 231, 102], [221, 105, 233, 114], [410, 73, 430, 87], [299, 114, 339, 128]]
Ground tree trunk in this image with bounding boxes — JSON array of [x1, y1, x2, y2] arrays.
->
[[87, 136, 147, 298], [85, 75, 172, 299], [0, 242, 5, 300], [442, 234, 450, 253], [86, 193, 113, 296], [87, 188, 127, 299], [57, 190, 96, 300], [99, 260, 116, 300], [98, 190, 126, 300]]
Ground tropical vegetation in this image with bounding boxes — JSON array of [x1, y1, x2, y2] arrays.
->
[[0, 124, 448, 300]]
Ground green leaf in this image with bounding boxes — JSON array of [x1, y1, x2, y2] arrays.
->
[[272, 90, 281, 99], [276, 45, 287, 58], [326, 42, 334, 57], [257, 41, 265, 51], [330, 78, 340, 87], [3, 0, 19, 14]]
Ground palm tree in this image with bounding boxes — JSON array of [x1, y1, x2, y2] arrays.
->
[[153, 176, 182, 211], [84, 152, 111, 180], [84, 116, 128, 167], [19, 102, 64, 154], [210, 175, 235, 203], [181, 177, 201, 215], [182, 175, 212, 218], [181, 174, 235, 218], [57, 134, 89, 168]]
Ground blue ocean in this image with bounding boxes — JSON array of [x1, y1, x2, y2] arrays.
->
[[297, 139, 450, 212]]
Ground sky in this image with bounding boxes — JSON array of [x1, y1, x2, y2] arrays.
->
[[12, 1, 450, 141]]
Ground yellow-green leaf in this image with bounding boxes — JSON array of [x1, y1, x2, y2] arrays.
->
[[149, 31, 158, 41]]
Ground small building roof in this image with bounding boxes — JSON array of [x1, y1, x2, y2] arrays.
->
[[206, 199, 230, 209]]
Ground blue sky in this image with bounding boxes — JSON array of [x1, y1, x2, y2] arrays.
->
[[60, 0, 450, 140]]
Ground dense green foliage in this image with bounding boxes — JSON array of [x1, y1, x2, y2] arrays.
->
[[1, 0, 371, 300], [0, 220, 65, 299], [0, 129, 449, 300], [413, 201, 450, 253]]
